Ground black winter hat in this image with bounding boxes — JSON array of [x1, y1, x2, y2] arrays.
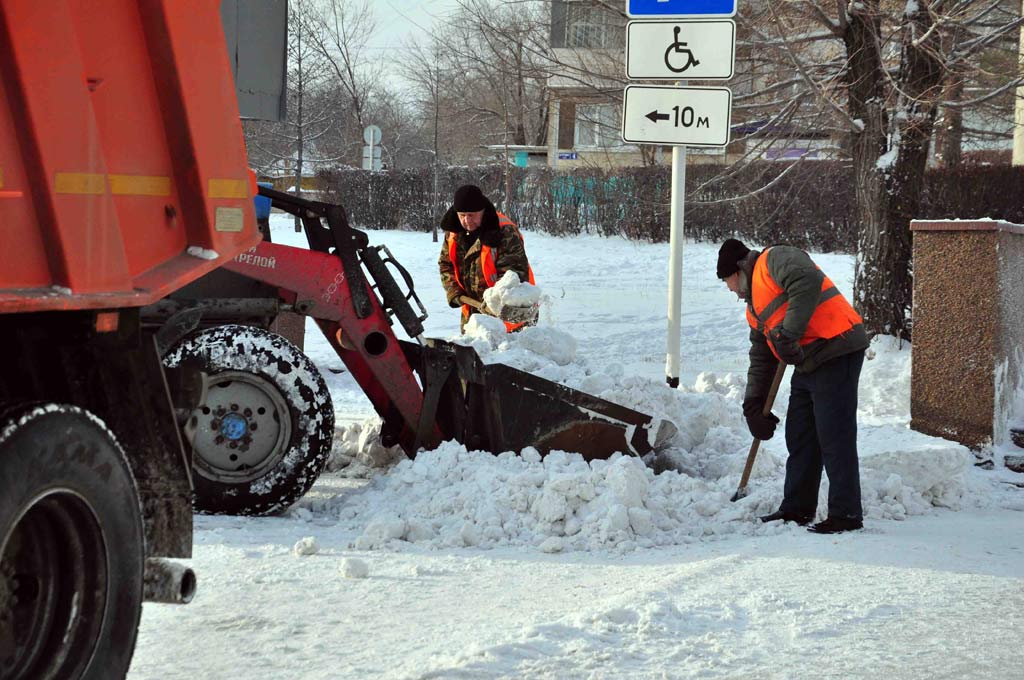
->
[[452, 184, 487, 212], [717, 238, 751, 279]]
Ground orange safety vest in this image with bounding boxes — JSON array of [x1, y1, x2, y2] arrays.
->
[[448, 212, 536, 332], [745, 247, 862, 360]]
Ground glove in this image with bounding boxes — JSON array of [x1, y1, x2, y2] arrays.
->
[[743, 398, 780, 441], [448, 289, 467, 308], [769, 327, 805, 365], [746, 411, 780, 441]]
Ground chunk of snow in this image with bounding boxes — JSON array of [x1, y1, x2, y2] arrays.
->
[[463, 314, 508, 346], [293, 537, 320, 556], [340, 557, 369, 579], [187, 246, 219, 260], [482, 271, 541, 316]]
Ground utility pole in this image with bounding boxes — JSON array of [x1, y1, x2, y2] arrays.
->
[[432, 45, 440, 243], [1014, 1, 1024, 165]]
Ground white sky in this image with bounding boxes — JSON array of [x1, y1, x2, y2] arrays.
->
[[370, 0, 461, 52]]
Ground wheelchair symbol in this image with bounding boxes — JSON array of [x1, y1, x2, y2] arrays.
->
[[664, 26, 700, 73]]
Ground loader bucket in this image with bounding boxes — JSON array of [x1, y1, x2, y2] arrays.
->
[[401, 339, 677, 461]]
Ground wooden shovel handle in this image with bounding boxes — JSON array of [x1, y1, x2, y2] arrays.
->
[[736, 362, 788, 493], [458, 295, 485, 310]]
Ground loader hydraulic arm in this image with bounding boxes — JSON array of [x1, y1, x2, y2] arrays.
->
[[224, 186, 438, 454], [225, 187, 676, 463]]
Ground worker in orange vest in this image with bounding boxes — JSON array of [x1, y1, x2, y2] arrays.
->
[[718, 238, 869, 534], [438, 185, 535, 332]]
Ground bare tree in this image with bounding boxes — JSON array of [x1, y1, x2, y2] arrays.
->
[[303, 0, 382, 164], [737, 0, 1024, 339]]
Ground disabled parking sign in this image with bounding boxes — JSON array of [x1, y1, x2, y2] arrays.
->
[[626, 20, 735, 80]]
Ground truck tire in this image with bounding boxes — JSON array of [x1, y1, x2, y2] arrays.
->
[[166, 325, 334, 515], [0, 404, 144, 680]]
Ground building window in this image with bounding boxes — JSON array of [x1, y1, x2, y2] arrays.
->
[[565, 3, 621, 49], [575, 104, 622, 148]]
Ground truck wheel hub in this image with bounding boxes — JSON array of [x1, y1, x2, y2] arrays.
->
[[184, 371, 293, 484], [219, 413, 248, 441]]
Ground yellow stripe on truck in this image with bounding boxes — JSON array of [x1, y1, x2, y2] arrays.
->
[[55, 172, 106, 194], [208, 178, 248, 199], [109, 174, 171, 196]]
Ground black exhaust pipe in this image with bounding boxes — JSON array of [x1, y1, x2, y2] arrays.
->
[[143, 558, 197, 604]]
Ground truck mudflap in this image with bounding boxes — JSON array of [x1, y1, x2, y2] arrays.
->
[[225, 186, 676, 462], [402, 339, 678, 460]]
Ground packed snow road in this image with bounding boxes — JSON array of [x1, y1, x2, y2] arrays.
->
[[129, 217, 1024, 679]]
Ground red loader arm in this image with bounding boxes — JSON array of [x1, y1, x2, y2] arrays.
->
[[224, 186, 676, 460]]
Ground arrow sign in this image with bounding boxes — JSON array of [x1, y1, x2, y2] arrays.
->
[[626, 20, 736, 81], [622, 85, 732, 147], [627, 0, 736, 18]]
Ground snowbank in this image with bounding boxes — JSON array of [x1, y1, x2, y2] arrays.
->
[[314, 330, 976, 553], [329, 432, 972, 553]]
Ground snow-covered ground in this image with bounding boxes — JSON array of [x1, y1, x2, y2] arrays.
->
[[129, 215, 1024, 679]]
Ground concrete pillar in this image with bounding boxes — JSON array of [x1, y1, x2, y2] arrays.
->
[[910, 220, 1024, 449]]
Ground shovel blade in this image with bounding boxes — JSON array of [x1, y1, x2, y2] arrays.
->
[[498, 304, 539, 325]]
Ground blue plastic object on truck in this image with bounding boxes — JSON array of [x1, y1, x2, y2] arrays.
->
[[254, 182, 273, 220]]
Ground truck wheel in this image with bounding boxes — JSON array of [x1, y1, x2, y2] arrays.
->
[[166, 325, 334, 515], [0, 404, 144, 679]]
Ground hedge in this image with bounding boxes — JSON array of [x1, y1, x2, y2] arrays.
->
[[317, 162, 1024, 253]]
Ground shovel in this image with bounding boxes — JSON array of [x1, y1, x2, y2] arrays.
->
[[730, 362, 787, 502], [459, 295, 537, 325]]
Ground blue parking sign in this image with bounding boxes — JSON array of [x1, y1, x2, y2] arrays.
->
[[627, 0, 737, 18]]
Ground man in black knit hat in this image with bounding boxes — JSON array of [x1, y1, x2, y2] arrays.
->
[[438, 185, 535, 331], [718, 238, 869, 534]]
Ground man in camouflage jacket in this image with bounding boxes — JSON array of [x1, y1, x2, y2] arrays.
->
[[718, 238, 869, 534], [438, 185, 532, 328]]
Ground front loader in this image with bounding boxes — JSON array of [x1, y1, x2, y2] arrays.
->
[[154, 186, 676, 515]]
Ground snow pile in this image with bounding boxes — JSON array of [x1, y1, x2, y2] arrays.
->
[[482, 271, 541, 316], [859, 426, 972, 517], [316, 327, 980, 553], [327, 418, 405, 477], [331, 432, 972, 553]]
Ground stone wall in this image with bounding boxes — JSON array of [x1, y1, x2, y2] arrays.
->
[[910, 220, 1024, 449]]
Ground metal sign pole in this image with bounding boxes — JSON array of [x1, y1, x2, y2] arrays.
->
[[665, 81, 687, 388], [622, 5, 736, 388]]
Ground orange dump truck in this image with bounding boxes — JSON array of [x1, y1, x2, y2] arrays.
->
[[0, 2, 262, 675]]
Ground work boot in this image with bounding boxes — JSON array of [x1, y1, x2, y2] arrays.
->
[[759, 510, 813, 525], [807, 517, 863, 534]]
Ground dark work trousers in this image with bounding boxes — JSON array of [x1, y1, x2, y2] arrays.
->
[[780, 349, 865, 520]]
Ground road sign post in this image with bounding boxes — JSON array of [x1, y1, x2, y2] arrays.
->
[[666, 103, 687, 389], [622, 3, 737, 387], [618, 5, 733, 387]]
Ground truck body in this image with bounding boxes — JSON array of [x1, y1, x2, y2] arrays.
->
[[0, 1, 260, 676]]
